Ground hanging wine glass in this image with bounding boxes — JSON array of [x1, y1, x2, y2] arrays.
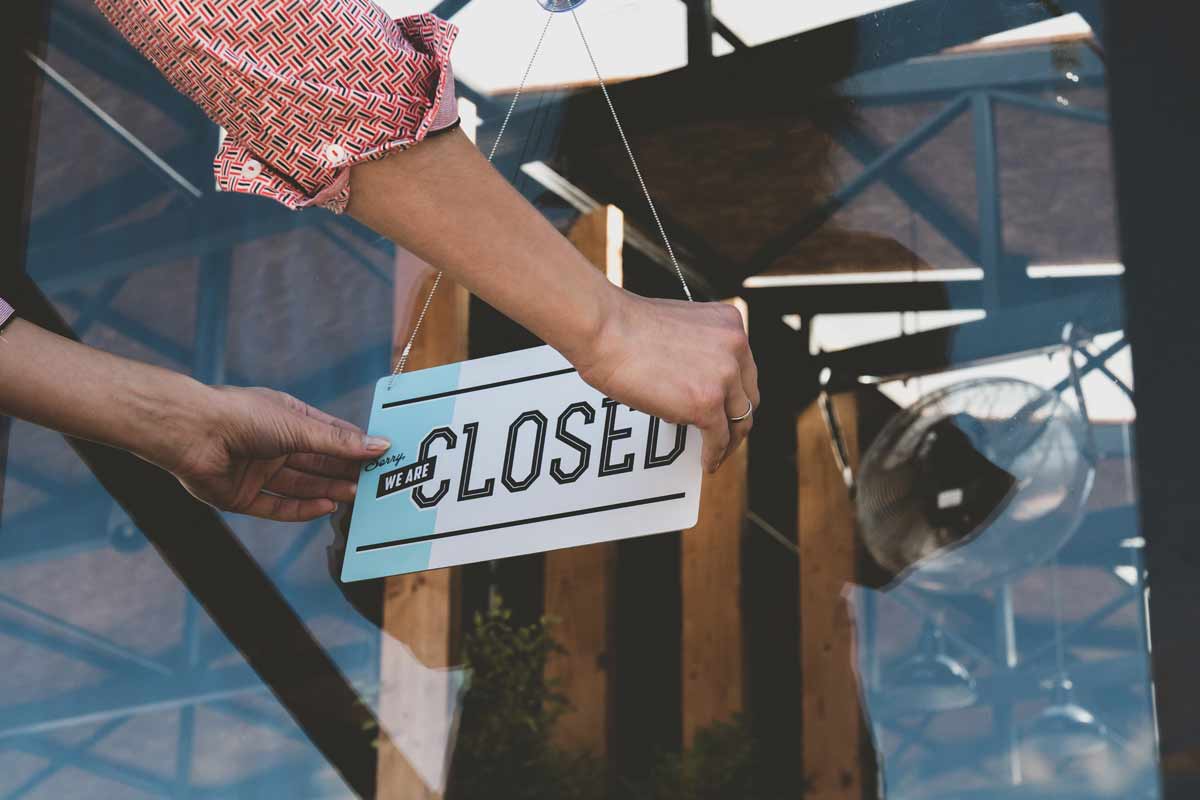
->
[[887, 617, 978, 713], [1021, 556, 1110, 760]]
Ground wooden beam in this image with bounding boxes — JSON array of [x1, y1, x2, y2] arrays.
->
[[565, 203, 624, 286], [377, 100, 478, 800], [797, 395, 864, 800], [681, 298, 748, 745], [543, 204, 623, 755]]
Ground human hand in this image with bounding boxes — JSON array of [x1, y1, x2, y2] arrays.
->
[[570, 292, 759, 473], [153, 387, 388, 522]]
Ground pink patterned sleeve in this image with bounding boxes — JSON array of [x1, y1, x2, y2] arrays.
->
[[0, 296, 13, 330], [93, 0, 459, 214]]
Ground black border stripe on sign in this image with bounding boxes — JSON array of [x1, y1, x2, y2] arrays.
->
[[382, 367, 577, 409], [355, 492, 687, 552]]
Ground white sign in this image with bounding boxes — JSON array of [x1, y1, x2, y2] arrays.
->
[[342, 345, 702, 582]]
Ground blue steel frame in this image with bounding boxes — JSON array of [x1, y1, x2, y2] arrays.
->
[[2, 1, 1123, 798], [4, 4, 393, 796]]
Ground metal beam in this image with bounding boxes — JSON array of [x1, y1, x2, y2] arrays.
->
[[29, 53, 204, 200], [685, 0, 714, 64], [0, 487, 113, 563], [828, 122, 983, 266], [0, 277, 387, 797], [816, 284, 1123, 388], [972, 92, 1003, 308], [712, 17, 747, 51], [191, 760, 338, 799], [1051, 336, 1130, 396], [839, 43, 1106, 103], [990, 89, 1110, 124], [430, 0, 473, 19], [746, 94, 971, 275], [0, 641, 373, 740], [520, 161, 719, 298], [0, 616, 165, 682], [314, 223, 394, 286], [28, 145, 201, 244], [0, 591, 173, 677], [5, 718, 128, 799], [27, 197, 298, 293], [3, 462, 66, 495], [56, 290, 202, 371], [47, 3, 203, 129], [5, 735, 176, 797]]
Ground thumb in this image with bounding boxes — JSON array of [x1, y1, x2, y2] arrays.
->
[[287, 414, 391, 461]]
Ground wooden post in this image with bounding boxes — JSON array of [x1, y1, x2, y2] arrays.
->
[[543, 204, 623, 755], [797, 395, 863, 800], [681, 298, 748, 745], [376, 101, 478, 800]]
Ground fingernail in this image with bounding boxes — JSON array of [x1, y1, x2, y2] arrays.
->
[[364, 436, 390, 451]]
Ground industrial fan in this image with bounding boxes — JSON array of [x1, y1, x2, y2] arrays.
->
[[820, 331, 1098, 594], [826, 328, 1122, 764]]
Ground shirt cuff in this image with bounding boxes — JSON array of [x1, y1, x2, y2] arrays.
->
[[0, 297, 14, 332], [429, 68, 461, 133]]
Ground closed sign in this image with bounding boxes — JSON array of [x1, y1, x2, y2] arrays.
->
[[342, 345, 703, 581]]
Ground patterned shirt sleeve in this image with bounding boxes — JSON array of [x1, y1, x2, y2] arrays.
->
[[0, 296, 14, 331], [94, 1, 459, 214]]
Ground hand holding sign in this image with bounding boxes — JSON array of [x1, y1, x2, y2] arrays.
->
[[161, 387, 389, 522], [343, 346, 704, 581], [571, 292, 758, 473]]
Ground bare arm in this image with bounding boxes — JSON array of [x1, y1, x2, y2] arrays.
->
[[0, 318, 389, 521], [347, 129, 760, 471]]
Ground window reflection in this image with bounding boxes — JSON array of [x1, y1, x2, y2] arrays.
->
[[4, 0, 1165, 798]]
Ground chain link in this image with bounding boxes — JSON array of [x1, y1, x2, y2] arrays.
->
[[390, 7, 691, 388], [570, 9, 693, 302], [389, 12, 554, 388]]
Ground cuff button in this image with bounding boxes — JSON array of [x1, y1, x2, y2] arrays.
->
[[241, 159, 263, 179]]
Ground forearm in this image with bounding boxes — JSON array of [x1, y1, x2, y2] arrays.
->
[[346, 128, 620, 363], [0, 319, 215, 469]]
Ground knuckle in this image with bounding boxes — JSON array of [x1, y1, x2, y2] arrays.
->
[[719, 326, 746, 355], [718, 304, 744, 330], [735, 331, 752, 355], [718, 358, 739, 385], [695, 384, 724, 417]]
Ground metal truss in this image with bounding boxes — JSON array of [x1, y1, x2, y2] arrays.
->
[[6, 2, 401, 794], [2, 1, 1121, 797]]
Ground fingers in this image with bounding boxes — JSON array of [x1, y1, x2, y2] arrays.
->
[[243, 493, 337, 522], [700, 418, 731, 475], [266, 467, 357, 503], [698, 379, 732, 474], [297, 400, 366, 434], [287, 452, 362, 481], [738, 339, 761, 412], [723, 383, 754, 467], [287, 413, 390, 462]]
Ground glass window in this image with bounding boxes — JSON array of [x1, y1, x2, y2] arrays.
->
[[4, 1, 1180, 798]]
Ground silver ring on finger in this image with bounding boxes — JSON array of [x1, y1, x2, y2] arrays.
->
[[728, 400, 753, 423]]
